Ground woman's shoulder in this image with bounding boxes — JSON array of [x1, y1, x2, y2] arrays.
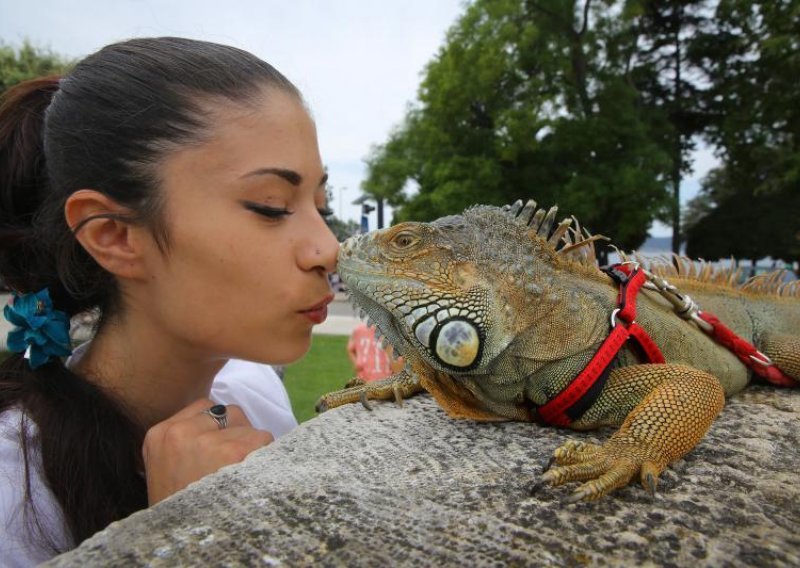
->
[[0, 407, 73, 566]]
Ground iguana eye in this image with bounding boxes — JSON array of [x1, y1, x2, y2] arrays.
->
[[392, 231, 418, 249]]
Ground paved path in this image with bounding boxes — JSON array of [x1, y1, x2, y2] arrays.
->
[[314, 292, 359, 336]]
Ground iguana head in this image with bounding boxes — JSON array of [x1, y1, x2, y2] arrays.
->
[[337, 200, 600, 377]]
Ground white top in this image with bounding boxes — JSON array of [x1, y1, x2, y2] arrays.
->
[[0, 357, 297, 566]]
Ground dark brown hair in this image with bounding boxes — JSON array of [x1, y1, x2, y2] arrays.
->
[[0, 37, 299, 548]]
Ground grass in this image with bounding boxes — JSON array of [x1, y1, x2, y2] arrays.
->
[[283, 334, 354, 423]]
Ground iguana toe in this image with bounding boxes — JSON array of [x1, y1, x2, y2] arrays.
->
[[567, 464, 635, 502], [344, 377, 367, 389], [546, 457, 640, 501], [540, 439, 666, 501], [392, 384, 405, 407], [552, 440, 601, 465]]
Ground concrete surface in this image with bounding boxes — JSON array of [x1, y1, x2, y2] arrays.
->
[[46, 385, 799, 567]]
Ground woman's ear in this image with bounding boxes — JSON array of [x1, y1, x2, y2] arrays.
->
[[64, 190, 149, 280]]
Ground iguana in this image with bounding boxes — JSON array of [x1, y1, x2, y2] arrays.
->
[[317, 199, 800, 501]]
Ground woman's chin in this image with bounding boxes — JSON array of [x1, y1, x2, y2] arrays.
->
[[254, 337, 312, 366]]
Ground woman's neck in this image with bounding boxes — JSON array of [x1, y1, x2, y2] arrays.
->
[[72, 312, 226, 429]]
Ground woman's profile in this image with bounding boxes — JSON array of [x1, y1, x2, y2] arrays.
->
[[0, 37, 338, 565]]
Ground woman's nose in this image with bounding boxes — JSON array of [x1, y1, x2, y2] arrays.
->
[[301, 216, 340, 274]]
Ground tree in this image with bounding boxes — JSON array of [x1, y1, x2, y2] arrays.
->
[[685, 0, 800, 265], [0, 40, 73, 95], [619, 0, 714, 253], [326, 216, 360, 242], [363, 0, 673, 258], [684, 166, 800, 266]]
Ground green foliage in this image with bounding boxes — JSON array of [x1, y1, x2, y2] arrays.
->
[[326, 216, 360, 242], [283, 335, 353, 423], [685, 0, 800, 264], [620, 0, 714, 251], [0, 40, 73, 94], [363, 0, 675, 252], [685, 168, 799, 264], [364, 0, 797, 262]]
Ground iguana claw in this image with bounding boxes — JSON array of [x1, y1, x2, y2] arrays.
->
[[641, 463, 661, 496], [359, 391, 374, 411], [540, 440, 662, 501]]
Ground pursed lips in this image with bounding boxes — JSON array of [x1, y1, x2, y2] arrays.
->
[[300, 293, 335, 313], [298, 293, 335, 324]]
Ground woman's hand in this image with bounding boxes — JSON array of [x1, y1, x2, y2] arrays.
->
[[142, 399, 274, 505]]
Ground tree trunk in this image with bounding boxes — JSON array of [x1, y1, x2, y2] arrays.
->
[[670, 4, 683, 255]]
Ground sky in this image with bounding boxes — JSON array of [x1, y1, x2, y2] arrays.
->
[[1, 0, 715, 237]]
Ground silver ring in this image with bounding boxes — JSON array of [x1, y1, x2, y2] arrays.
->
[[204, 404, 228, 430]]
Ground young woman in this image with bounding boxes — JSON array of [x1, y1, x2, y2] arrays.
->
[[0, 37, 339, 564]]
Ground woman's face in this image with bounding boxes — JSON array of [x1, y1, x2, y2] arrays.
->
[[138, 89, 339, 365]]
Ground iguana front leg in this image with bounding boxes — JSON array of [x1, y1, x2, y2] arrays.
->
[[540, 364, 725, 501], [315, 369, 424, 413]]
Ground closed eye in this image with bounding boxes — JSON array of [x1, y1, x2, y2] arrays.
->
[[318, 207, 334, 219], [242, 202, 294, 219]]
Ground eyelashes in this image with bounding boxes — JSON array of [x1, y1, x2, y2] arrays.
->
[[243, 202, 333, 220], [243, 202, 294, 219]]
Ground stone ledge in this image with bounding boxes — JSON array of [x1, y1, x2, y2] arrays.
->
[[47, 386, 799, 567]]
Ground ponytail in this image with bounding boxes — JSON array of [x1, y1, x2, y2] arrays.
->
[[0, 77, 60, 292], [0, 77, 147, 548]]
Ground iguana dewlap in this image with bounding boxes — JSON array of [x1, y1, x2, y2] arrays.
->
[[318, 200, 800, 500]]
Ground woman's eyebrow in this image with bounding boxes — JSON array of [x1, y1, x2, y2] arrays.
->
[[240, 167, 302, 186], [240, 168, 328, 189]]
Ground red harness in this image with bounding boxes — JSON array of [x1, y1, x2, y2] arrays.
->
[[696, 312, 796, 387], [535, 263, 796, 427]]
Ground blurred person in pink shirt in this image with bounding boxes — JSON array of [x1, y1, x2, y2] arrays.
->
[[347, 323, 404, 382]]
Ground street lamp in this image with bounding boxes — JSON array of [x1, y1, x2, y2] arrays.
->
[[352, 194, 384, 231]]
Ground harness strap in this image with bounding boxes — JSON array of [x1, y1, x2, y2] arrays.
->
[[628, 322, 666, 364], [697, 312, 796, 387], [535, 325, 628, 426], [533, 261, 797, 426], [535, 264, 664, 426], [643, 266, 796, 388]]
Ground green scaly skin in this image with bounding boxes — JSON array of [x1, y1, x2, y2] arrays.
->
[[318, 200, 800, 500]]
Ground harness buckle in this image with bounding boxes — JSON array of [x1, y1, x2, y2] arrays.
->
[[675, 293, 699, 318], [749, 350, 774, 367], [603, 261, 639, 284]]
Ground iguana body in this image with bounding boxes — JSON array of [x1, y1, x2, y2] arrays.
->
[[319, 200, 800, 500]]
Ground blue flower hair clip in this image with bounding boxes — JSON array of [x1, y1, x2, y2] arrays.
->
[[4, 288, 73, 369]]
